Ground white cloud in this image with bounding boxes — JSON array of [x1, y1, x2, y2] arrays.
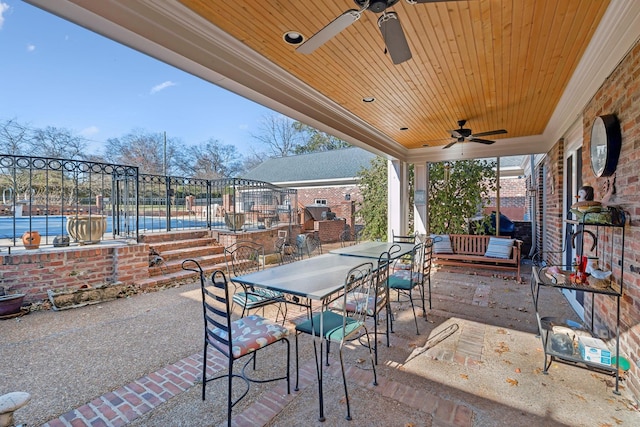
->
[[0, 2, 10, 30], [80, 126, 99, 137], [26, 43, 35, 52], [150, 80, 176, 95]]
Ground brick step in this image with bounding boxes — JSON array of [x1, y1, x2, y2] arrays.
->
[[149, 253, 227, 277], [151, 245, 224, 263], [148, 238, 222, 255], [137, 262, 227, 291], [139, 230, 211, 244]]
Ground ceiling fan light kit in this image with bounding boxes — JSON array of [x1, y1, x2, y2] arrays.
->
[[443, 119, 508, 149]]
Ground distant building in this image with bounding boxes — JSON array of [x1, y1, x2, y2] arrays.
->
[[244, 147, 377, 240]]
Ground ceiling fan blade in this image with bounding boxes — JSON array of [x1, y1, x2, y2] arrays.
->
[[443, 140, 458, 149], [378, 12, 412, 65], [471, 129, 507, 138], [469, 138, 496, 145], [296, 10, 360, 54]]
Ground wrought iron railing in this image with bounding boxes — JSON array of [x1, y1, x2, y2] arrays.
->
[[0, 154, 298, 247]]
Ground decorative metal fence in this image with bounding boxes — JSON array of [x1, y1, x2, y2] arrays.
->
[[0, 154, 298, 247]]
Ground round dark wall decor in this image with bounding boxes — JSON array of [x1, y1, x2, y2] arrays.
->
[[590, 114, 621, 177]]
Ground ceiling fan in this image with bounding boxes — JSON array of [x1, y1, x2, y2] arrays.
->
[[296, 0, 462, 65], [443, 120, 508, 149]]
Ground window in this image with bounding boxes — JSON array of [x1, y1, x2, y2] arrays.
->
[[314, 199, 327, 205]]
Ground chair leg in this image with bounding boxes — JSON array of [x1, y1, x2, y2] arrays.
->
[[408, 292, 420, 335], [427, 275, 432, 310], [314, 339, 326, 422], [373, 315, 379, 365], [363, 327, 378, 387], [388, 299, 395, 333], [418, 282, 427, 320], [202, 342, 208, 400], [385, 303, 391, 346], [338, 347, 352, 421], [325, 341, 331, 366], [294, 333, 300, 391], [227, 359, 233, 427], [284, 339, 291, 395], [280, 302, 289, 326]]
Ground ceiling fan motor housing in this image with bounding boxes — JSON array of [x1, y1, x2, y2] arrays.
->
[[457, 128, 472, 138], [355, 0, 400, 13]]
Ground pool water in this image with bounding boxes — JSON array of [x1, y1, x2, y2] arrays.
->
[[0, 216, 215, 239]]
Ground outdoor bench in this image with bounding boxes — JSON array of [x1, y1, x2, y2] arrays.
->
[[432, 234, 522, 282]]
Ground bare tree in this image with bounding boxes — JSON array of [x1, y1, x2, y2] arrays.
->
[[241, 148, 267, 174], [189, 139, 243, 178], [251, 114, 301, 157], [104, 129, 179, 175], [29, 126, 87, 159], [0, 118, 30, 155], [293, 121, 350, 154]]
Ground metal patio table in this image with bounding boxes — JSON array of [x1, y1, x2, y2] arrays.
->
[[233, 252, 383, 421], [329, 241, 415, 260]]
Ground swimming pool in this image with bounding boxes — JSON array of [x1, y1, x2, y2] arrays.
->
[[0, 215, 218, 239]]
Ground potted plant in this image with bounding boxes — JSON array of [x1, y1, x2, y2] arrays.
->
[[224, 212, 245, 231], [66, 215, 108, 245], [22, 230, 41, 250], [0, 285, 26, 318]]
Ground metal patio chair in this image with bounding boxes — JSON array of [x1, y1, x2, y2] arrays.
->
[[181, 261, 290, 427], [297, 233, 323, 258], [224, 241, 286, 322], [392, 230, 417, 244], [294, 262, 377, 421], [387, 241, 429, 335], [329, 247, 398, 365], [275, 236, 299, 265]]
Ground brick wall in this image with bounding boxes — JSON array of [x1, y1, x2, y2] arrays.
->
[[313, 219, 346, 243], [541, 38, 640, 400], [298, 187, 359, 237], [578, 38, 640, 400], [0, 245, 148, 303], [485, 177, 528, 220], [215, 225, 303, 254], [296, 185, 362, 208], [542, 139, 565, 266]]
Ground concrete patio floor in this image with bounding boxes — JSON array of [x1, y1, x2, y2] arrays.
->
[[2, 254, 639, 426]]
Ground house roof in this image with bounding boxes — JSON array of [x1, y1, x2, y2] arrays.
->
[[243, 147, 376, 187]]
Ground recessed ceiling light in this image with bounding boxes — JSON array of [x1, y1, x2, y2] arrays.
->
[[362, 97, 375, 103], [283, 31, 304, 45], [400, 127, 409, 131]]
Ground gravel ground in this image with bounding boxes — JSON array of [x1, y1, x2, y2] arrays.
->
[[2, 263, 639, 426]]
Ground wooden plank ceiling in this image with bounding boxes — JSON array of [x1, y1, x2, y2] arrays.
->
[[181, 0, 609, 150]]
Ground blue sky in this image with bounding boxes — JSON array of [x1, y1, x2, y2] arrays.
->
[[0, 1, 277, 155]]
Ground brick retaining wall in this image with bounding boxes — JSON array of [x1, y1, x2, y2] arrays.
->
[[0, 245, 148, 303]]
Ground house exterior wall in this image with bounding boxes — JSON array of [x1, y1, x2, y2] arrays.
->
[[484, 176, 528, 220], [296, 185, 362, 208], [582, 38, 640, 401], [543, 39, 640, 400], [542, 139, 566, 266], [296, 185, 362, 239]]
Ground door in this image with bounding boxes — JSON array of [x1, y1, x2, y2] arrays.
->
[[563, 121, 585, 319]]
